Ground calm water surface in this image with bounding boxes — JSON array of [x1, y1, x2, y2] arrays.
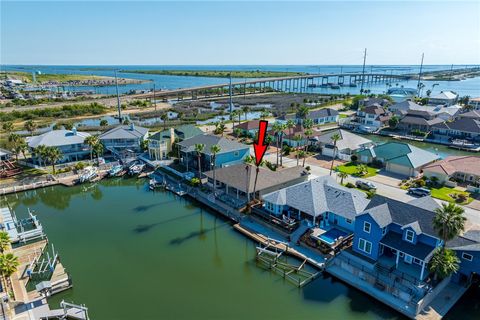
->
[[2, 65, 480, 96], [2, 178, 479, 320]]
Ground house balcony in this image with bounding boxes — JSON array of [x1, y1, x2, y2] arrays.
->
[[250, 204, 299, 234], [308, 224, 353, 255]]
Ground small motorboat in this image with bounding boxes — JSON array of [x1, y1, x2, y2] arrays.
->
[[108, 165, 124, 177], [128, 163, 145, 175], [78, 166, 98, 184]]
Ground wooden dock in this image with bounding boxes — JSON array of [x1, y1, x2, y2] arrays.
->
[[233, 224, 325, 270]]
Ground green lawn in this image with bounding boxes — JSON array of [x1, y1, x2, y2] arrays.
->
[[336, 163, 378, 178], [430, 187, 473, 204]]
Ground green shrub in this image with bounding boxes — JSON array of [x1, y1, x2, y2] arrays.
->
[[345, 182, 355, 188]]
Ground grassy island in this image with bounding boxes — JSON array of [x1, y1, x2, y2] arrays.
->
[[1, 71, 146, 85], [119, 69, 307, 78]]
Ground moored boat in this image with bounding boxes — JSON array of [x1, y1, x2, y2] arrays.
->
[[78, 166, 98, 184], [108, 165, 124, 177]]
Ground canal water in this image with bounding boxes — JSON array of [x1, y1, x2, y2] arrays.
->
[[2, 178, 479, 320]]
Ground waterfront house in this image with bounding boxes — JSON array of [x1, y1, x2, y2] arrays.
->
[[431, 117, 480, 143], [27, 128, 91, 164], [355, 104, 391, 131], [428, 90, 458, 106], [447, 229, 480, 284], [99, 124, 149, 154], [261, 175, 369, 230], [203, 164, 309, 202], [233, 120, 271, 137], [148, 125, 202, 161], [176, 134, 249, 172], [390, 100, 461, 121], [422, 156, 480, 186], [459, 110, 480, 120], [356, 142, 440, 177], [316, 129, 373, 160], [359, 97, 391, 108], [277, 108, 339, 126], [397, 110, 445, 134], [271, 124, 322, 147], [469, 97, 480, 110], [352, 195, 443, 282]]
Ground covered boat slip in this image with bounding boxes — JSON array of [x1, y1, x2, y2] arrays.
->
[[0, 206, 45, 244]]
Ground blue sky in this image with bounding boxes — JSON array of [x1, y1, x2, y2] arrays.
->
[[1, 1, 479, 65]]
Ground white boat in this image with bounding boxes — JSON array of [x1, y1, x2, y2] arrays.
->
[[108, 165, 124, 177], [78, 166, 98, 183], [128, 163, 145, 175]]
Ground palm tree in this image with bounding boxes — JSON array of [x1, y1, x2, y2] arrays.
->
[[278, 123, 287, 167], [241, 106, 251, 122], [194, 143, 205, 179], [286, 119, 295, 138], [16, 139, 28, 160], [160, 113, 168, 130], [2, 121, 13, 134], [296, 105, 310, 121], [430, 203, 466, 280], [433, 203, 466, 246], [293, 135, 302, 166], [45, 146, 62, 174], [0, 253, 20, 290], [260, 111, 270, 119], [298, 150, 306, 167], [210, 144, 221, 195], [24, 120, 37, 136], [272, 122, 283, 167], [233, 128, 242, 138], [429, 248, 460, 280], [93, 142, 104, 163], [34, 145, 48, 167], [84, 135, 99, 161], [303, 118, 314, 153], [338, 172, 348, 185], [0, 232, 10, 253], [8, 133, 22, 161], [100, 119, 108, 127], [329, 133, 341, 175]]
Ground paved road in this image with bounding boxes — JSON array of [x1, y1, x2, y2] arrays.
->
[[263, 151, 480, 228]]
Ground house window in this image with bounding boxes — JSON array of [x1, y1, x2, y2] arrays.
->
[[363, 222, 371, 233], [382, 227, 387, 235], [234, 151, 239, 157], [405, 230, 415, 243], [462, 253, 473, 262], [413, 258, 422, 265], [358, 238, 372, 254], [345, 218, 352, 224], [265, 202, 274, 212]]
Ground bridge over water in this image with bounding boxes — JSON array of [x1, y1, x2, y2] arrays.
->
[[129, 72, 412, 101]]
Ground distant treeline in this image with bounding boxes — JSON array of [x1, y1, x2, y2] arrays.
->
[[0, 103, 108, 122], [119, 70, 307, 78]]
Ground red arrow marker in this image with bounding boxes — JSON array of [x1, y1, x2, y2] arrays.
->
[[253, 120, 269, 166]]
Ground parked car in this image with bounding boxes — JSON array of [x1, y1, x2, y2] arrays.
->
[[356, 180, 377, 190], [407, 187, 431, 197]]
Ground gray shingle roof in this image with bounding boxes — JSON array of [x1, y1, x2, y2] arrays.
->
[[316, 129, 372, 151], [360, 195, 439, 237], [432, 117, 480, 133], [27, 129, 91, 148], [408, 196, 441, 212], [99, 124, 148, 140], [177, 134, 249, 155], [447, 230, 480, 251], [308, 108, 339, 119], [262, 176, 369, 219], [203, 164, 308, 193]]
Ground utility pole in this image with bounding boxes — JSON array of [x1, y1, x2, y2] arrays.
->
[[114, 70, 122, 123], [360, 48, 367, 93], [153, 82, 157, 111], [229, 73, 233, 114], [417, 53, 424, 95]]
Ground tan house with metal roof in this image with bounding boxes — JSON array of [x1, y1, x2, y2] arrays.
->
[[422, 156, 480, 185]]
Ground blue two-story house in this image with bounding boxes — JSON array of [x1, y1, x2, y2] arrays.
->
[[176, 134, 250, 172], [261, 176, 369, 248], [447, 230, 480, 284], [353, 195, 443, 282]]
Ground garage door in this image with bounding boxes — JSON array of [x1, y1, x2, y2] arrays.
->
[[386, 163, 413, 177]]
